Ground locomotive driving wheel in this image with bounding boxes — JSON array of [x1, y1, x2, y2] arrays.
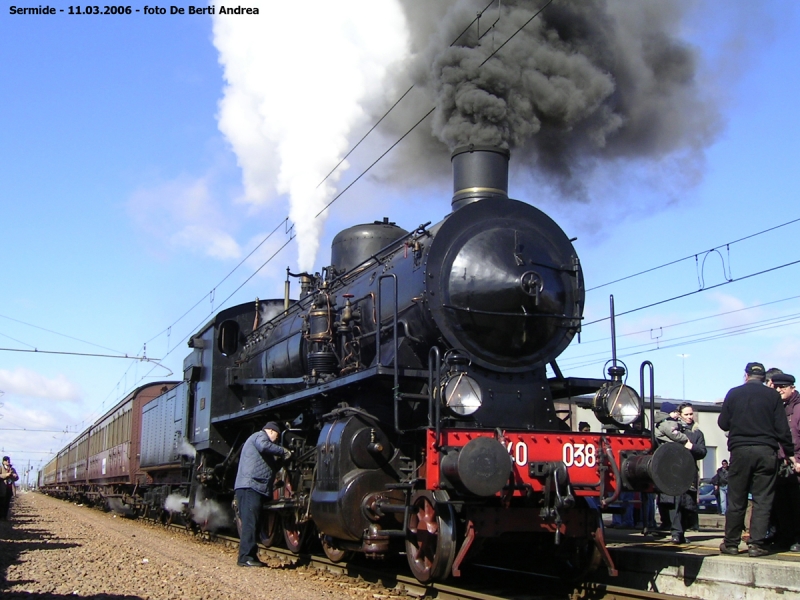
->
[[282, 513, 309, 553], [259, 511, 279, 547], [280, 472, 310, 554], [321, 537, 354, 563], [405, 492, 457, 583], [233, 497, 279, 547]]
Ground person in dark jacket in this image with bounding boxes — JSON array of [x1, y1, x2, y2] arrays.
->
[[771, 373, 800, 552], [711, 460, 729, 515], [718, 362, 795, 557], [661, 403, 706, 544], [234, 421, 291, 567], [0, 456, 20, 520]]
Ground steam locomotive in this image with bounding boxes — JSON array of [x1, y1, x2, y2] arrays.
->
[[40, 146, 695, 582]]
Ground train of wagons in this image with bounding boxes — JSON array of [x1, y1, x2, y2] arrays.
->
[[39, 146, 695, 583]]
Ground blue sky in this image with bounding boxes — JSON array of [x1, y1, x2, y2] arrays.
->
[[1, 2, 799, 477]]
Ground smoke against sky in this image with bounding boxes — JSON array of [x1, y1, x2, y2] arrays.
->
[[212, 2, 410, 271], [393, 0, 721, 201], [212, 0, 731, 266]]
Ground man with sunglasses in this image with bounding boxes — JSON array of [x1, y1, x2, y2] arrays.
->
[[771, 373, 800, 552]]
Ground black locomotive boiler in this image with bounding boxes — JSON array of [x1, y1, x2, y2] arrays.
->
[[41, 146, 695, 583], [187, 145, 692, 581]]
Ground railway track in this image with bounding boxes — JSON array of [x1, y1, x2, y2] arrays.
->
[[158, 520, 684, 600]]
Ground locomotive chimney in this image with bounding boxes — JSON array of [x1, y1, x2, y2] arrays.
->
[[451, 145, 509, 211]]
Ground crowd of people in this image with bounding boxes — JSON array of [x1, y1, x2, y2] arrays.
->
[[640, 362, 799, 557], [717, 363, 800, 557], [602, 360, 800, 559]]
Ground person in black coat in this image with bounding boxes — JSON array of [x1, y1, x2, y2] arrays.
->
[[710, 460, 729, 515], [0, 456, 20, 520], [659, 403, 706, 544], [718, 362, 795, 557]]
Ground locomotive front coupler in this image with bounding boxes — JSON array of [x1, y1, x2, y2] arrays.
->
[[528, 460, 575, 544]]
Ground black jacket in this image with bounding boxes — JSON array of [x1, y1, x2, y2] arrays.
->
[[686, 427, 707, 462], [718, 379, 794, 456], [658, 425, 706, 507], [711, 467, 728, 487]]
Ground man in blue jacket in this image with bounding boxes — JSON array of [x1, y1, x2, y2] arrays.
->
[[718, 362, 795, 557], [234, 421, 291, 567]]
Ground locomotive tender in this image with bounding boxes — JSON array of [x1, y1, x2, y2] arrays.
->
[[40, 146, 694, 582]]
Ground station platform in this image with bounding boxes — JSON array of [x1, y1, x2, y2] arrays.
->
[[598, 515, 800, 599]]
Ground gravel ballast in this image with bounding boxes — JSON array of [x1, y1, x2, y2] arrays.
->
[[0, 491, 400, 600]]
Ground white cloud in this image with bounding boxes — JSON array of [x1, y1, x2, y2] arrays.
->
[[128, 175, 242, 260], [0, 367, 82, 402], [170, 224, 240, 259]]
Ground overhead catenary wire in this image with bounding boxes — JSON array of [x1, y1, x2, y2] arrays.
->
[[0, 312, 128, 355], [315, 0, 500, 191], [144, 217, 291, 345], [315, 108, 436, 217], [479, 0, 554, 67], [563, 310, 800, 366], [0, 347, 157, 362], [576, 293, 800, 346], [583, 256, 800, 327], [564, 313, 800, 372], [5, 0, 549, 393], [587, 216, 800, 292], [131, 232, 296, 388]]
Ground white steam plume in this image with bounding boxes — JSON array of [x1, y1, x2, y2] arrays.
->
[[164, 493, 188, 514], [176, 438, 197, 459], [213, 3, 410, 271], [191, 497, 232, 532]]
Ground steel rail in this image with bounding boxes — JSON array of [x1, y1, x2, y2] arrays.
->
[[155, 519, 685, 600]]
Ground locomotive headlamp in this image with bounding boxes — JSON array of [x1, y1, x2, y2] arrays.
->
[[594, 383, 641, 426], [593, 365, 642, 427], [443, 373, 482, 416]]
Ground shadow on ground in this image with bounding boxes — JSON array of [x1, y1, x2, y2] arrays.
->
[[0, 498, 144, 600]]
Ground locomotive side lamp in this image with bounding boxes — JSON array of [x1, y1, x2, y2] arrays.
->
[[441, 351, 482, 416], [592, 365, 642, 427], [443, 373, 483, 416]]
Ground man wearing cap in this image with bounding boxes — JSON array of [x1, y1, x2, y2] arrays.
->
[[718, 362, 795, 557], [234, 421, 292, 567], [765, 367, 784, 388], [771, 373, 800, 552]]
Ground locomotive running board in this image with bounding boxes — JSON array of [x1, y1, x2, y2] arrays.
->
[[213, 365, 429, 425]]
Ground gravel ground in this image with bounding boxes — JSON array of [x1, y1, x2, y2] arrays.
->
[[0, 491, 403, 600]]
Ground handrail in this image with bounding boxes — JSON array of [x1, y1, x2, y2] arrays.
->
[[376, 274, 401, 434], [427, 347, 441, 428], [639, 361, 655, 447]]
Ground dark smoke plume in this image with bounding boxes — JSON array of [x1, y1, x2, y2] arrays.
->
[[393, 0, 720, 201]]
